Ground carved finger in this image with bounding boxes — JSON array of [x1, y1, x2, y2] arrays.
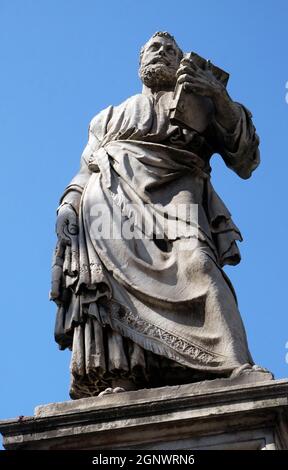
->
[[177, 74, 196, 85], [180, 77, 206, 89], [70, 249, 79, 275], [50, 265, 63, 301], [55, 240, 66, 259], [70, 237, 79, 275], [63, 245, 71, 275], [183, 83, 196, 93], [50, 246, 64, 301], [56, 210, 68, 232], [176, 65, 196, 77], [180, 58, 198, 70], [56, 217, 70, 241], [183, 83, 209, 96]]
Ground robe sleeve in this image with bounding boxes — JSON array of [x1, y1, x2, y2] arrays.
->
[[203, 103, 260, 268], [58, 106, 113, 213], [212, 103, 260, 179]]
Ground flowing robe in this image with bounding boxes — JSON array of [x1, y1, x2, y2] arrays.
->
[[52, 91, 260, 398]]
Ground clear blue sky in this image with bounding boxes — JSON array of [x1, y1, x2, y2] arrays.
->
[[0, 0, 287, 430]]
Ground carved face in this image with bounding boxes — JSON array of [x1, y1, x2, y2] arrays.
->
[[139, 36, 182, 90], [141, 36, 181, 70]]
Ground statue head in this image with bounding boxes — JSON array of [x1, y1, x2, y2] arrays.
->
[[139, 32, 183, 91]]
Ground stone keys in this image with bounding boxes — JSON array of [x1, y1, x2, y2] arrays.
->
[[169, 52, 229, 133]]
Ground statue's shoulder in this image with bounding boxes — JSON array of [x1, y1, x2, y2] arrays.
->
[[90, 94, 143, 123], [112, 93, 147, 112], [89, 94, 148, 139]]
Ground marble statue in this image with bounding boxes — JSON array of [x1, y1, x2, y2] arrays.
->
[[51, 32, 268, 399]]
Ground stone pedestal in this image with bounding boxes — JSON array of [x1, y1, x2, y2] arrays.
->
[[1, 377, 288, 450]]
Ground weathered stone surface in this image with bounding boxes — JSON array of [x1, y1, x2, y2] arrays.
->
[[1, 378, 287, 450]]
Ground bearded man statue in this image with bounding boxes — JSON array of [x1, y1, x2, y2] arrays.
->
[[51, 32, 269, 399]]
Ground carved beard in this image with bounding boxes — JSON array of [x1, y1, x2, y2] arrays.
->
[[139, 63, 177, 90]]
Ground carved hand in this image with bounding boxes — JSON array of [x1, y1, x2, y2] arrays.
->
[[176, 58, 225, 99], [56, 203, 79, 246], [55, 203, 79, 280], [51, 204, 80, 303], [176, 58, 241, 131]]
